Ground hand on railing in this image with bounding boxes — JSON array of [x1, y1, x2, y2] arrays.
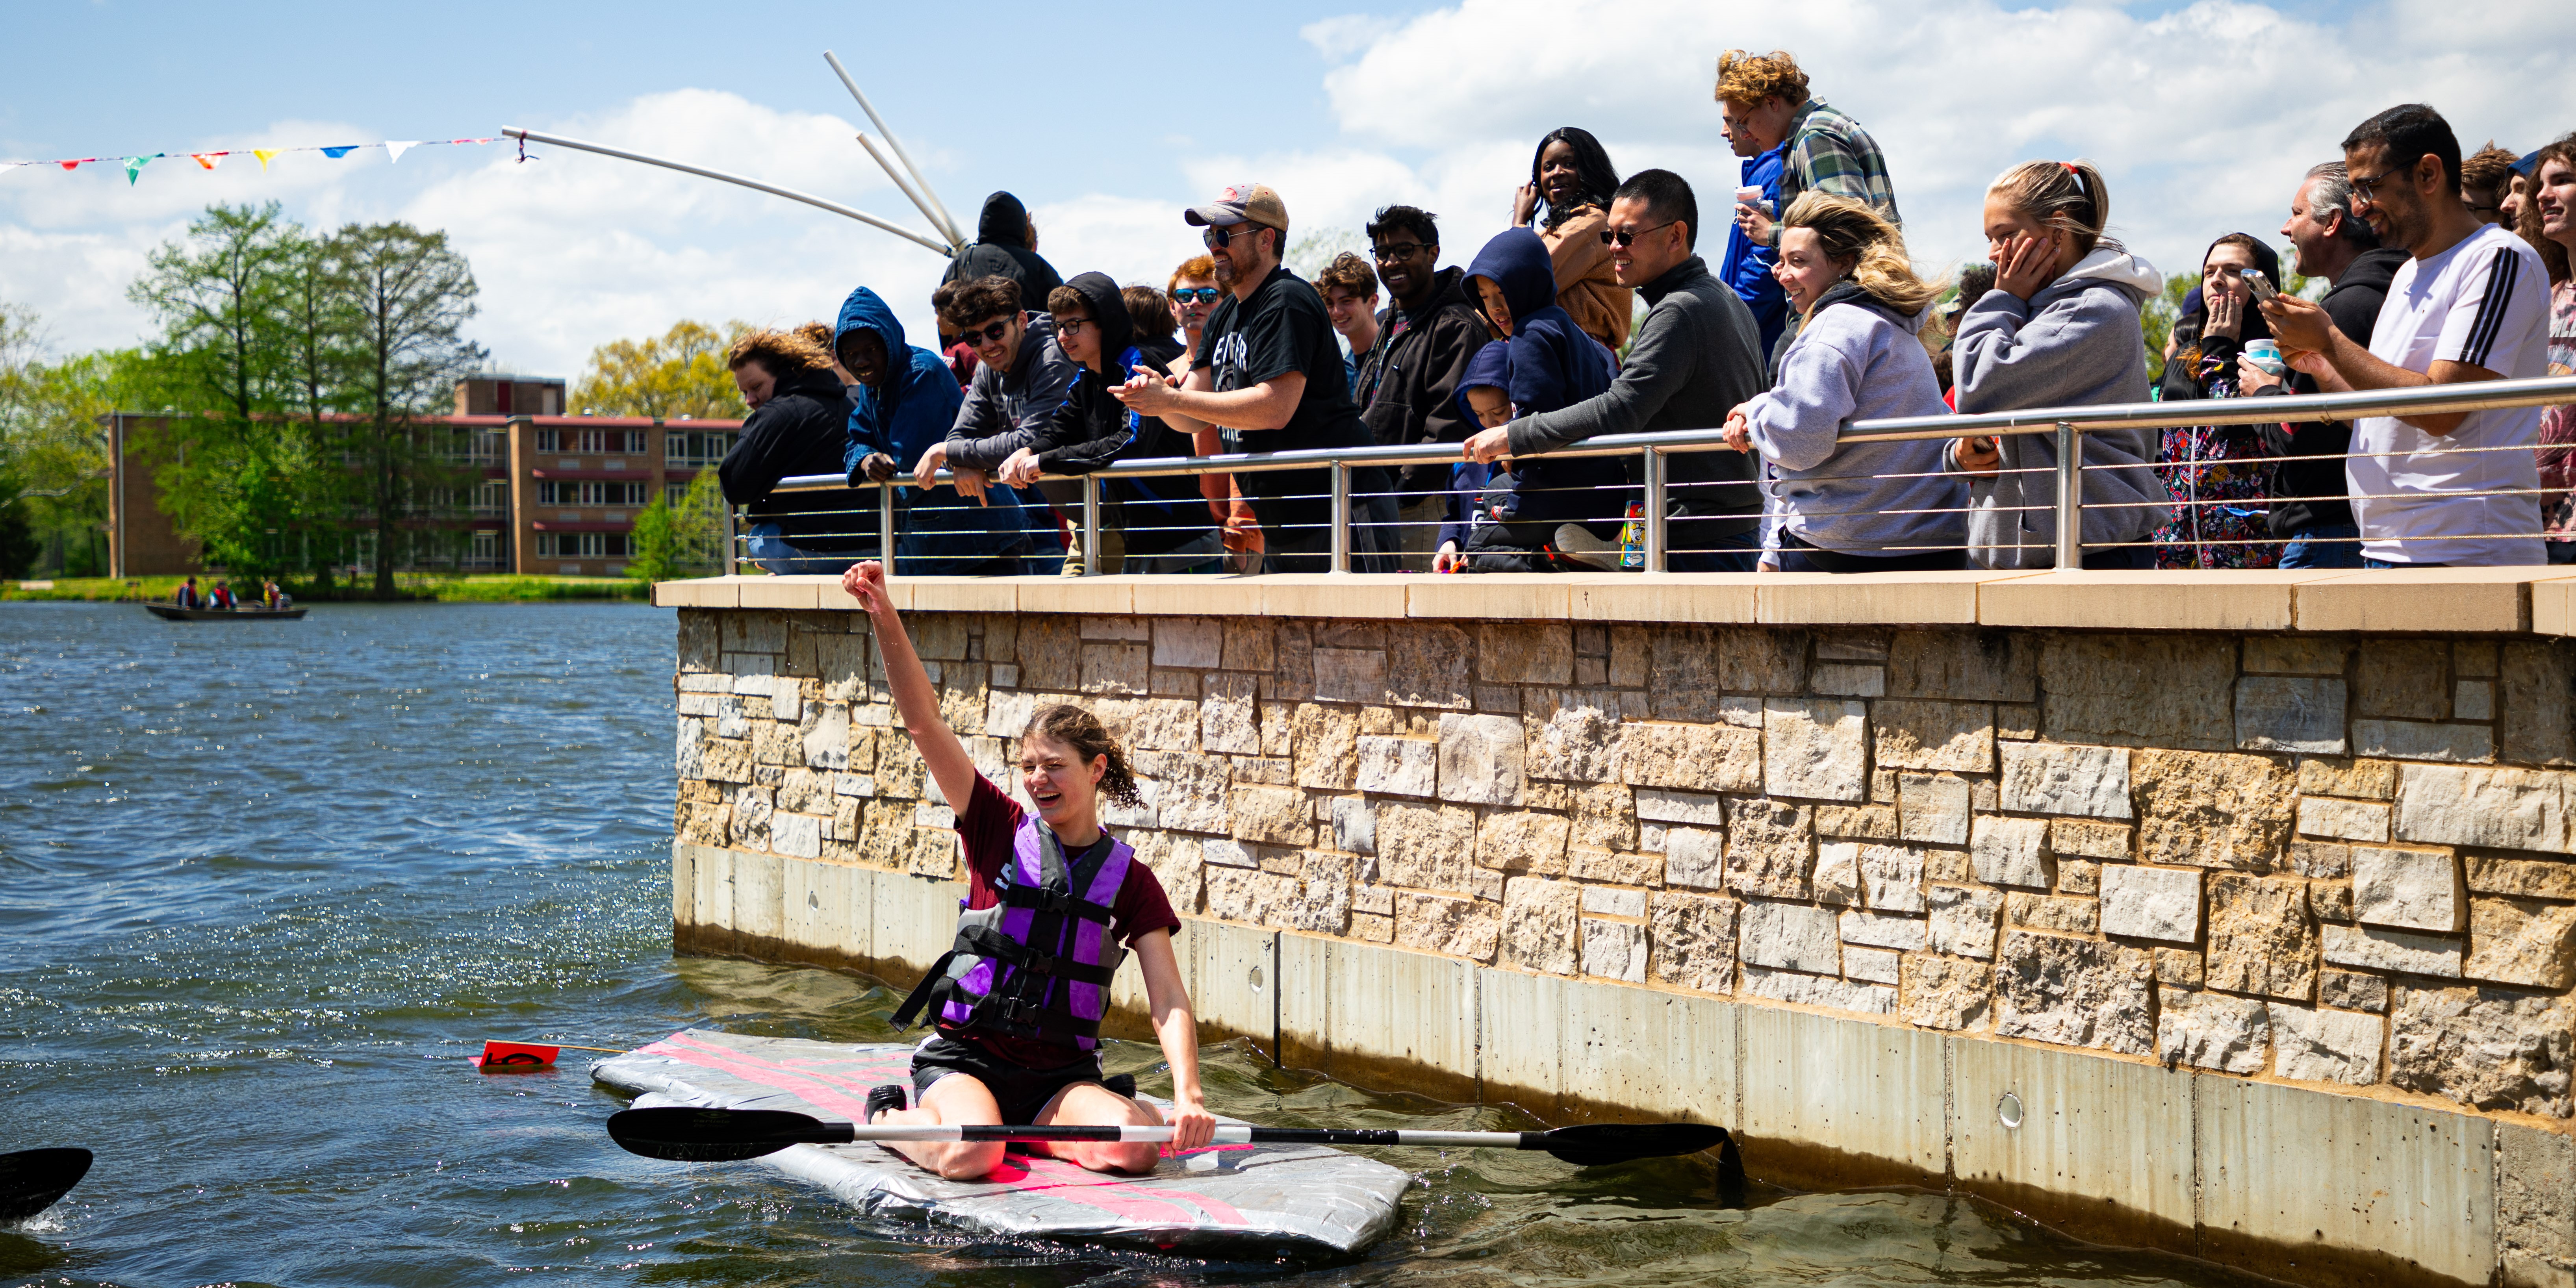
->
[[847, 452, 897, 488], [1951, 436, 2002, 477], [1463, 425, 1510, 464], [995, 448, 1044, 489]]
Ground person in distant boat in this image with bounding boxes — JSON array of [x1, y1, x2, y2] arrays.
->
[[839, 558, 1215, 1179], [174, 576, 201, 609], [261, 580, 291, 610], [210, 580, 236, 610]]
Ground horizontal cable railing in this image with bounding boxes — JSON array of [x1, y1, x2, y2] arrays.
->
[[738, 375, 2576, 576]]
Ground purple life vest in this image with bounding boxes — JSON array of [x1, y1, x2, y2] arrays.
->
[[890, 812, 1133, 1052]]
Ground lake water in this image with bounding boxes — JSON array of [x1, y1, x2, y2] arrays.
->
[[0, 602, 2257, 1287]]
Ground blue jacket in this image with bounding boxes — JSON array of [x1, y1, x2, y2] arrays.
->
[[834, 287, 1026, 569], [1463, 229, 1630, 532], [1720, 146, 1789, 358]]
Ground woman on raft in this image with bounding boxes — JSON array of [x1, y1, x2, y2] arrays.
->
[[840, 559, 1216, 1178]]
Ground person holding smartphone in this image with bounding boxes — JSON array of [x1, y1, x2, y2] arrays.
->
[[2148, 234, 2285, 567]]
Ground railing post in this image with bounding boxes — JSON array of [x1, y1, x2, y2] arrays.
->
[[2052, 420, 2082, 570], [878, 480, 896, 570], [1080, 474, 1101, 577], [1328, 460, 1351, 574], [723, 502, 740, 574], [1642, 448, 1667, 574]]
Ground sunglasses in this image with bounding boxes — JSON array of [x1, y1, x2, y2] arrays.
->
[[1170, 287, 1221, 304], [957, 317, 1013, 346], [1599, 219, 1680, 248], [1203, 223, 1269, 248]]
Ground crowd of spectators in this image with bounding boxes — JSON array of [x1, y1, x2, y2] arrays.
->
[[714, 50, 2576, 576]]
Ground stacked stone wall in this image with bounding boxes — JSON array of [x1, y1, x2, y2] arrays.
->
[[673, 607, 2576, 1124]]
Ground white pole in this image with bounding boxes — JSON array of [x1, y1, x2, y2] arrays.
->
[[857, 132, 959, 252], [500, 127, 951, 256], [821, 50, 968, 248]]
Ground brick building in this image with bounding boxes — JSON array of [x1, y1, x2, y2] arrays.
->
[[106, 374, 743, 578]]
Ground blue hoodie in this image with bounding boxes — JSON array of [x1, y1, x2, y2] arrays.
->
[[1463, 229, 1630, 533], [1440, 341, 1509, 550], [1720, 145, 1789, 357], [834, 286, 1028, 571]]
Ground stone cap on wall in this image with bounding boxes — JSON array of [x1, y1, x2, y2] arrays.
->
[[654, 568, 2576, 636]]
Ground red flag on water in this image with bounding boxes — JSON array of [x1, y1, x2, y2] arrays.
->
[[471, 1041, 561, 1069]]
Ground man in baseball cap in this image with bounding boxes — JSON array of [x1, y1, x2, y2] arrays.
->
[[1115, 181, 1380, 572]]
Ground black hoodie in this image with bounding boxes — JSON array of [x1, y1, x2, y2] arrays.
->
[[717, 365, 869, 551], [2254, 245, 2409, 536], [940, 192, 1067, 310], [1030, 272, 1218, 555], [1354, 265, 1484, 491], [2159, 234, 2282, 403]]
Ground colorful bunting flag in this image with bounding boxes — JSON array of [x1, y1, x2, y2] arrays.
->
[[2, 137, 497, 185]]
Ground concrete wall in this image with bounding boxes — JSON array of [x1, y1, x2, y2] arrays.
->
[[658, 568, 2576, 1288]]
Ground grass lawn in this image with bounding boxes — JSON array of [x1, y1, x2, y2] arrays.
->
[[4, 573, 656, 603]]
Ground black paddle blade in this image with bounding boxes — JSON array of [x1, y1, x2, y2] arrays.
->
[[1536, 1122, 1732, 1167], [607, 1107, 851, 1162], [0, 1147, 93, 1224]]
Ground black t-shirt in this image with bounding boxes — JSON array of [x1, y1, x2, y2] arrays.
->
[[1192, 266, 1373, 454]]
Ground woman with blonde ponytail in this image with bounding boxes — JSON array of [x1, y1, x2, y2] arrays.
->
[[834, 559, 1215, 1182], [1948, 160, 2170, 568], [1717, 193, 1964, 570]]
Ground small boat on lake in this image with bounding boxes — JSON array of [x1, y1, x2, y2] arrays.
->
[[143, 604, 308, 622]]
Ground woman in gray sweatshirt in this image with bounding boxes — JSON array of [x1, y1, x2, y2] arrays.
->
[[1723, 193, 1966, 570], [1951, 160, 2172, 569]]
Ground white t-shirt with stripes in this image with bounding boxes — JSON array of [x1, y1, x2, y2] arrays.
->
[[2349, 222, 2551, 566]]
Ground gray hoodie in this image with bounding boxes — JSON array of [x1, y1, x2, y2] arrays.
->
[[1951, 246, 2171, 568], [1741, 284, 1964, 555]]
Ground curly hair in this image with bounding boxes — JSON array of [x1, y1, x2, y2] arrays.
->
[[1314, 250, 1378, 301], [1028, 704, 1142, 809], [1714, 48, 1810, 108], [726, 325, 835, 374], [1987, 159, 2117, 259], [2520, 132, 2574, 285], [2463, 142, 2519, 205], [1780, 191, 1942, 317], [939, 275, 1022, 331]]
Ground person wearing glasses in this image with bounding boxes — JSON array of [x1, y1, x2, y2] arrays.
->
[[2462, 145, 2521, 228], [1167, 255, 1264, 573], [2264, 104, 2553, 568], [1113, 183, 1380, 573], [1350, 205, 1483, 571], [915, 275, 1075, 575], [1463, 170, 1768, 571]]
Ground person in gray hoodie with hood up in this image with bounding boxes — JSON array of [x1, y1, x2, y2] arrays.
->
[[1951, 159, 2171, 569], [1721, 193, 1964, 569]]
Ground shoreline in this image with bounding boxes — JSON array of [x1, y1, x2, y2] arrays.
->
[[4, 574, 658, 604]]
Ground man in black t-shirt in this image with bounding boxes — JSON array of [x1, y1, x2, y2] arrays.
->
[[1114, 183, 1379, 572]]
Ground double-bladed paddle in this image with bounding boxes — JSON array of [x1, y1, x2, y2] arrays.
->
[[607, 1106, 1731, 1169], [0, 1148, 94, 1225]]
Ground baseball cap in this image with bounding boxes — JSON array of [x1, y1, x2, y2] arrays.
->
[[2513, 149, 2543, 178], [1185, 182, 1289, 234]]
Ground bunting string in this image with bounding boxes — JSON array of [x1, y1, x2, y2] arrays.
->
[[3, 137, 499, 185]]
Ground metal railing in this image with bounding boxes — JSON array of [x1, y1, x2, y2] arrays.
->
[[748, 375, 2576, 575]]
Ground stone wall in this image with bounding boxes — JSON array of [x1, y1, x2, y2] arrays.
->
[[673, 604, 2576, 1131]]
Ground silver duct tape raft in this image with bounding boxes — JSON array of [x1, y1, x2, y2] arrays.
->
[[591, 1029, 1411, 1256]]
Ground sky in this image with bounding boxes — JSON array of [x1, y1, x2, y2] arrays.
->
[[4, 0, 2573, 384]]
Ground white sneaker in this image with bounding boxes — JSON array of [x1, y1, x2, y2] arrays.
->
[[1553, 523, 1622, 571]]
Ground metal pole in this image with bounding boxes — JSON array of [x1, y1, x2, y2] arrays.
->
[[2052, 420, 2082, 570], [1080, 474, 1101, 577], [499, 128, 951, 256], [723, 503, 741, 574], [1328, 461, 1351, 574], [821, 52, 968, 248], [855, 133, 959, 252], [878, 481, 897, 571], [1641, 448, 1667, 574]]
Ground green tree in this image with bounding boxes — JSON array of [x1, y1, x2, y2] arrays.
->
[[1, 299, 159, 575], [627, 469, 726, 582], [125, 202, 312, 576], [1286, 227, 1368, 282], [324, 221, 487, 597], [2140, 271, 2201, 382], [572, 320, 747, 419], [274, 235, 363, 586]]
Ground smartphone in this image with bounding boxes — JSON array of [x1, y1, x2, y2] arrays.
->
[[2244, 271, 2278, 303]]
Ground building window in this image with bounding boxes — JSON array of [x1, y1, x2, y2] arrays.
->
[[665, 482, 692, 506], [535, 428, 559, 452], [474, 480, 509, 515], [664, 430, 736, 468]]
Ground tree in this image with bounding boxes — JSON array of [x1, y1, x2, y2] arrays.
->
[[572, 320, 747, 419], [626, 469, 726, 583], [1286, 227, 1367, 282], [324, 221, 487, 597], [274, 235, 363, 586], [3, 299, 159, 576], [125, 202, 312, 575], [2140, 271, 2200, 383]]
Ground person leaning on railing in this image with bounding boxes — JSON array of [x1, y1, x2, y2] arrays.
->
[[1949, 159, 2171, 569], [718, 326, 867, 573], [2262, 104, 2552, 569], [1717, 193, 1964, 572], [2147, 233, 2285, 570], [2519, 133, 2576, 564], [986, 273, 1225, 576]]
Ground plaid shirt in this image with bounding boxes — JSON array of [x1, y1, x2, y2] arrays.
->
[[1769, 98, 1901, 243]]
